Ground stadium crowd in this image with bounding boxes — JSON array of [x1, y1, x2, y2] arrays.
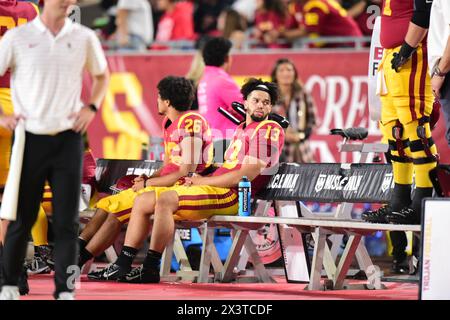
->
[[73, 0, 381, 50]]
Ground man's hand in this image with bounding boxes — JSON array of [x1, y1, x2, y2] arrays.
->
[[131, 175, 147, 192], [132, 180, 145, 192], [0, 115, 22, 131], [184, 175, 207, 186], [431, 75, 445, 99], [391, 42, 417, 72], [70, 106, 96, 133]]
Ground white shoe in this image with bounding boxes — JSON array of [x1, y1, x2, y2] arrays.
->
[[0, 286, 20, 300], [57, 292, 75, 300]]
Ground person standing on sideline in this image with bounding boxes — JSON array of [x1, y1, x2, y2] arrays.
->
[[197, 37, 244, 162], [0, 0, 109, 300], [0, 0, 40, 297], [428, 0, 450, 147], [362, 0, 437, 225]]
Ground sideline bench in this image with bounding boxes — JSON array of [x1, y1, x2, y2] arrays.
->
[[86, 159, 422, 290]]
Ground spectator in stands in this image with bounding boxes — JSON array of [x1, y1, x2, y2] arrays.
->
[[233, 0, 258, 24], [339, 0, 381, 36], [254, 0, 290, 48], [271, 58, 316, 163], [115, 0, 153, 51], [197, 37, 244, 162], [193, 0, 234, 36], [95, 0, 118, 40], [283, 0, 363, 47], [217, 8, 248, 50], [154, 0, 195, 42]]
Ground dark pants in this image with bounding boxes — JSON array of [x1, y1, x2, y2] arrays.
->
[[2, 130, 82, 297], [440, 75, 450, 147], [390, 231, 407, 261]]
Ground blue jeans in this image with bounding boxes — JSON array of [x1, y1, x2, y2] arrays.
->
[[115, 34, 148, 52]]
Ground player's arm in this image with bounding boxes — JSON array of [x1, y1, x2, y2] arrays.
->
[[0, 31, 22, 130], [132, 157, 168, 187], [116, 8, 130, 47], [345, 0, 367, 18], [282, 25, 307, 42], [186, 155, 268, 188], [144, 136, 203, 187], [0, 30, 14, 79], [73, 32, 110, 133], [431, 35, 450, 98], [148, 156, 170, 178], [391, 0, 432, 72]]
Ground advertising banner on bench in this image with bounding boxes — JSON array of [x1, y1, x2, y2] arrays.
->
[[95, 159, 163, 193], [259, 163, 393, 203]]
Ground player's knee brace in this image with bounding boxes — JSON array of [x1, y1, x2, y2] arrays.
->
[[388, 122, 412, 163], [410, 117, 439, 165]]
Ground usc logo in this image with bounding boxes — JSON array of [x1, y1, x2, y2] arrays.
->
[[101, 73, 149, 159]]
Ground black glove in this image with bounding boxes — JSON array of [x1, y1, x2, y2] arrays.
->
[[391, 41, 417, 72]]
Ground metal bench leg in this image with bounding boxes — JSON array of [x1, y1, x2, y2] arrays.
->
[[160, 233, 175, 277], [236, 200, 272, 273], [221, 230, 249, 282], [308, 227, 327, 290], [244, 235, 276, 283], [198, 224, 215, 283], [197, 226, 223, 276], [173, 231, 193, 272], [310, 232, 337, 280], [333, 235, 362, 289], [355, 239, 375, 273]]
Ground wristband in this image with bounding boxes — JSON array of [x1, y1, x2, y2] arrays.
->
[[87, 103, 98, 113]]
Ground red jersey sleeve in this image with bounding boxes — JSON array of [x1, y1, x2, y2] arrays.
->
[[247, 120, 285, 168], [177, 112, 209, 140]]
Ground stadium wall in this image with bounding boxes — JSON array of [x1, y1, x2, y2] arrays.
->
[[82, 50, 450, 163]]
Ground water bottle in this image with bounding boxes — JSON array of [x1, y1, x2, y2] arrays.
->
[[238, 176, 251, 216]]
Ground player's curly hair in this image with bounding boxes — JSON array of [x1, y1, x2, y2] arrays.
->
[[202, 37, 232, 67], [157, 76, 195, 111], [240, 78, 279, 105]]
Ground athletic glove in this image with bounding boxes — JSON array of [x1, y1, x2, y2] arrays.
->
[[391, 41, 417, 72]]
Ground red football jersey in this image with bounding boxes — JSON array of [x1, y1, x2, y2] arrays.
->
[[213, 120, 285, 194], [288, 0, 362, 43], [155, 1, 195, 41], [380, 0, 414, 49], [254, 9, 290, 48], [0, 0, 38, 88], [82, 149, 97, 192], [160, 111, 213, 176]]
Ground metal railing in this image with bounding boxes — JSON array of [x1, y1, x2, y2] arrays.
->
[[104, 36, 372, 54]]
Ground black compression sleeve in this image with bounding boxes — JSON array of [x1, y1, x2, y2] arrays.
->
[[411, 0, 432, 29]]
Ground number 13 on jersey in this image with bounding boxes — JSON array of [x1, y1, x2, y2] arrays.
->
[[264, 125, 281, 141]]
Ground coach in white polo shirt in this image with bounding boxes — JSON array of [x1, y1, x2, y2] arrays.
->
[[428, 0, 450, 147], [0, 0, 109, 300]]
